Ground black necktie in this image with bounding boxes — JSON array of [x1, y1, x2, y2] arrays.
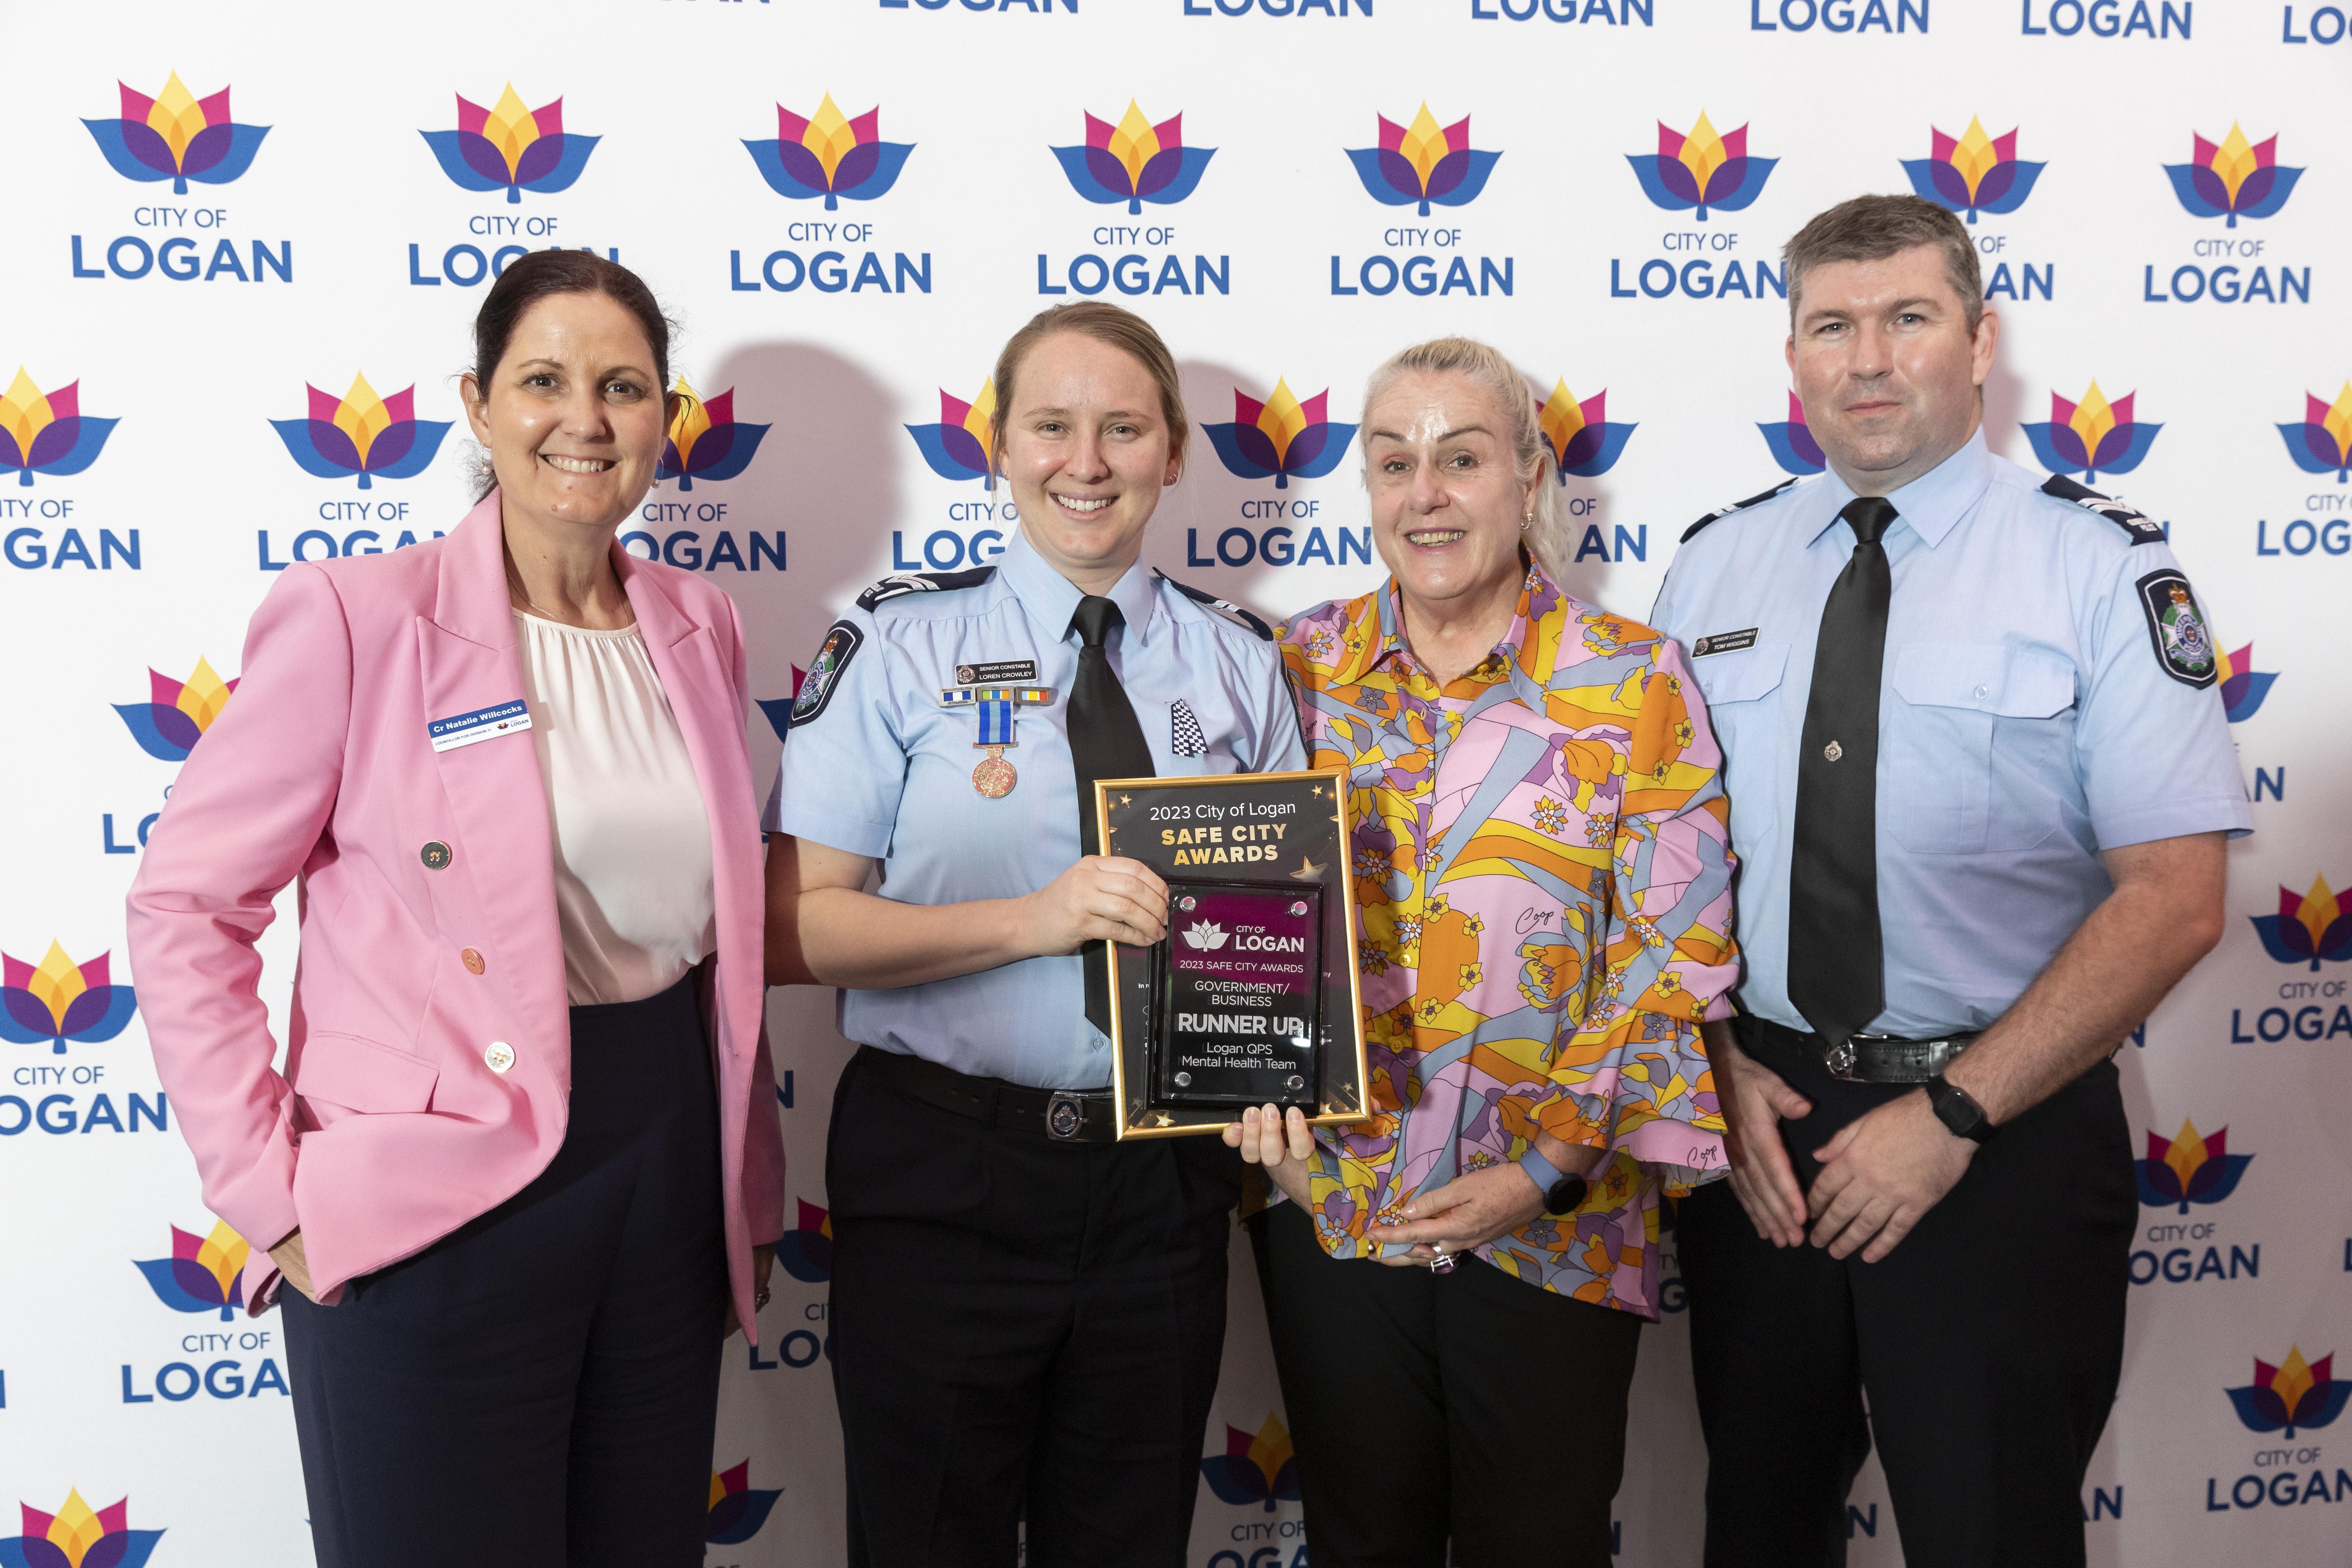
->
[[1788, 495, 1898, 1049], [1067, 595, 1156, 1036]]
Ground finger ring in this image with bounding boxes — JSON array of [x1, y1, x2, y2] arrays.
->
[[1428, 1248, 1457, 1276], [753, 1287, 771, 1310]]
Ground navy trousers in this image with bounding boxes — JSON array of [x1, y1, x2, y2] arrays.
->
[[281, 975, 730, 1568], [826, 1047, 1243, 1568]]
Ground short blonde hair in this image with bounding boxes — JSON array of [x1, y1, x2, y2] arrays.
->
[[988, 301, 1191, 478], [1361, 337, 1565, 577]]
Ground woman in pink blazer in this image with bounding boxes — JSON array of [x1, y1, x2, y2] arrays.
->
[[126, 251, 784, 1568]]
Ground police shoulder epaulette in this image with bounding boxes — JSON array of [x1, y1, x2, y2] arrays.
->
[[2038, 475, 2166, 546], [1156, 572, 1274, 640], [1681, 478, 1800, 543], [855, 565, 998, 612]]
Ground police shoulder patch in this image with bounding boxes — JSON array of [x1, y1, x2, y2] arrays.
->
[[2040, 475, 2165, 546], [854, 565, 997, 612], [2135, 568, 2218, 689], [1156, 572, 1273, 640], [1682, 478, 1800, 543], [790, 618, 864, 724]]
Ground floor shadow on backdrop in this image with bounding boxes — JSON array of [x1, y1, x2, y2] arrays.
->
[[699, 340, 901, 700]]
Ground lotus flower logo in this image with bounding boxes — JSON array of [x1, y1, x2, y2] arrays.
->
[[133, 1219, 250, 1321], [659, 378, 769, 493], [745, 93, 913, 212], [1626, 111, 1777, 223], [2134, 1120, 2253, 1214], [1053, 101, 1215, 215], [2278, 383, 2352, 484], [115, 657, 237, 762], [2251, 875, 2352, 971], [1203, 380, 1357, 491], [2228, 1348, 2351, 1439], [270, 373, 453, 490], [906, 380, 997, 490], [0, 1489, 164, 1568], [2165, 123, 2303, 229], [421, 83, 599, 204], [704, 1460, 782, 1546], [1346, 103, 1501, 218], [2, 942, 138, 1056], [83, 71, 269, 194], [1, 368, 120, 488], [2216, 643, 2277, 724], [1756, 391, 1825, 475], [777, 1198, 834, 1284], [1900, 117, 2045, 224], [2019, 381, 2159, 484], [1536, 381, 1635, 481], [1181, 920, 1230, 951], [1199, 1412, 1300, 1513]]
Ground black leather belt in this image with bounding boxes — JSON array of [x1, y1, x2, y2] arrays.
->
[[1750, 1018, 1980, 1085], [855, 1045, 1119, 1144]]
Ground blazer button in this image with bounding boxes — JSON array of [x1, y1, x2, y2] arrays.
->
[[461, 948, 486, 975], [485, 1041, 515, 1073]]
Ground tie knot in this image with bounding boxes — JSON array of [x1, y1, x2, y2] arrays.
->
[[1839, 495, 1898, 547], [1072, 595, 1125, 649]]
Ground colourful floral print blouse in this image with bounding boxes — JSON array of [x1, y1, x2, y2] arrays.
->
[[1276, 563, 1738, 1318]]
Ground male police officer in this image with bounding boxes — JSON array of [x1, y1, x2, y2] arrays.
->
[[1651, 194, 2247, 1566]]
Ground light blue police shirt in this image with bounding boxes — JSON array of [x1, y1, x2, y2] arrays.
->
[[765, 527, 1308, 1089], [1649, 429, 2250, 1038]]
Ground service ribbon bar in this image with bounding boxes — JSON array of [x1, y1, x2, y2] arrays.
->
[[938, 686, 1055, 706]]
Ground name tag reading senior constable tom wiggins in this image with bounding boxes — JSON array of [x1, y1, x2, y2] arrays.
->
[[1093, 767, 1372, 1140]]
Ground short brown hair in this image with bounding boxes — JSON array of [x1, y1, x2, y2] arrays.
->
[[1782, 194, 1984, 331], [989, 302, 1190, 477]]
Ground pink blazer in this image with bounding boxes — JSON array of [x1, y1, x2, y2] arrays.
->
[[127, 494, 785, 1337]]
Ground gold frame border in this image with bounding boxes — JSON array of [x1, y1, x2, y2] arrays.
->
[[1093, 766, 1372, 1141]]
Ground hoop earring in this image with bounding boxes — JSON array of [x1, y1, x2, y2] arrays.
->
[[1519, 510, 1533, 533]]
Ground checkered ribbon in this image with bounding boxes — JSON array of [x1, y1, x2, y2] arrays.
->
[[1171, 699, 1207, 757]]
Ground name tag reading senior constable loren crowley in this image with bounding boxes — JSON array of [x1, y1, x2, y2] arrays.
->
[[1092, 766, 1372, 1141], [428, 699, 532, 753]]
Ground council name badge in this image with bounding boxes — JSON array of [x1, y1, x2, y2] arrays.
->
[[1092, 768, 1371, 1140], [428, 699, 532, 753]]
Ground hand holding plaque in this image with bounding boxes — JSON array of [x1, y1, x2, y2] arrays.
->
[[1093, 768, 1371, 1140]]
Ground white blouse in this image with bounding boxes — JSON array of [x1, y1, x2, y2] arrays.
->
[[513, 610, 716, 1007]]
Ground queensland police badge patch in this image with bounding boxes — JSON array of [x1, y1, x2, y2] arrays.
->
[[2135, 570, 2217, 689], [793, 619, 863, 723]]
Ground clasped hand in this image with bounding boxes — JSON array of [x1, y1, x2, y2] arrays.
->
[[1716, 1039, 1975, 1263], [1224, 1105, 1544, 1267]]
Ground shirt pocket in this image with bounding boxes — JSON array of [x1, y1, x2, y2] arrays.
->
[[1688, 642, 1789, 820], [1887, 643, 2076, 854]]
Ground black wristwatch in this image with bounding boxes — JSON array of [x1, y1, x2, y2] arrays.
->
[[1925, 1074, 1995, 1145], [1517, 1147, 1590, 1216]]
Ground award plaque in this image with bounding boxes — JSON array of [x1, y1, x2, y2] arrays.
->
[[1093, 767, 1371, 1140]]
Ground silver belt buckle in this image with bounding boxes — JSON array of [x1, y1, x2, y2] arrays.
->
[[1824, 1035, 1860, 1079], [1045, 1093, 1087, 1140]]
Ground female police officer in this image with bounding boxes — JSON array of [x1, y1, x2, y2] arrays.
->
[[764, 301, 1305, 1567]]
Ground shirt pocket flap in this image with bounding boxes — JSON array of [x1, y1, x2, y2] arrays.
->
[[293, 1032, 440, 1114], [1893, 644, 2075, 718], [1691, 642, 1789, 705]]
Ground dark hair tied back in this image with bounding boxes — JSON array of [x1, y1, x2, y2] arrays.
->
[[466, 250, 677, 499]]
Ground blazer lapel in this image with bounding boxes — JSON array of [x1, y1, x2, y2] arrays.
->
[[417, 495, 570, 1064], [619, 553, 761, 1062]]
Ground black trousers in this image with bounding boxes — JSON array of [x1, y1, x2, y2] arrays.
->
[[1677, 1019, 2136, 1568], [827, 1047, 1243, 1568], [282, 976, 730, 1568], [1249, 1199, 1644, 1568]]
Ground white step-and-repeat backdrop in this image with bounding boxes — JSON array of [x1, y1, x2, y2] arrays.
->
[[3, 0, 2346, 1563]]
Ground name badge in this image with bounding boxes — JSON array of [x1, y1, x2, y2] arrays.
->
[[429, 699, 533, 753], [1691, 628, 1759, 658]]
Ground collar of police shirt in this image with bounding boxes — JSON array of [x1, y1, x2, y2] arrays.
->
[[994, 526, 1166, 656], [1803, 428, 1991, 554]]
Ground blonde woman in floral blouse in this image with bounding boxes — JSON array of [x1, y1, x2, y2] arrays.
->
[[1226, 337, 1740, 1568]]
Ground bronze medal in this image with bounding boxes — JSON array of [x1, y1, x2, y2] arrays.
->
[[972, 744, 1017, 798]]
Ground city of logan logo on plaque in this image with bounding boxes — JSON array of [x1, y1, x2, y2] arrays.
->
[[1093, 767, 1371, 1140]]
